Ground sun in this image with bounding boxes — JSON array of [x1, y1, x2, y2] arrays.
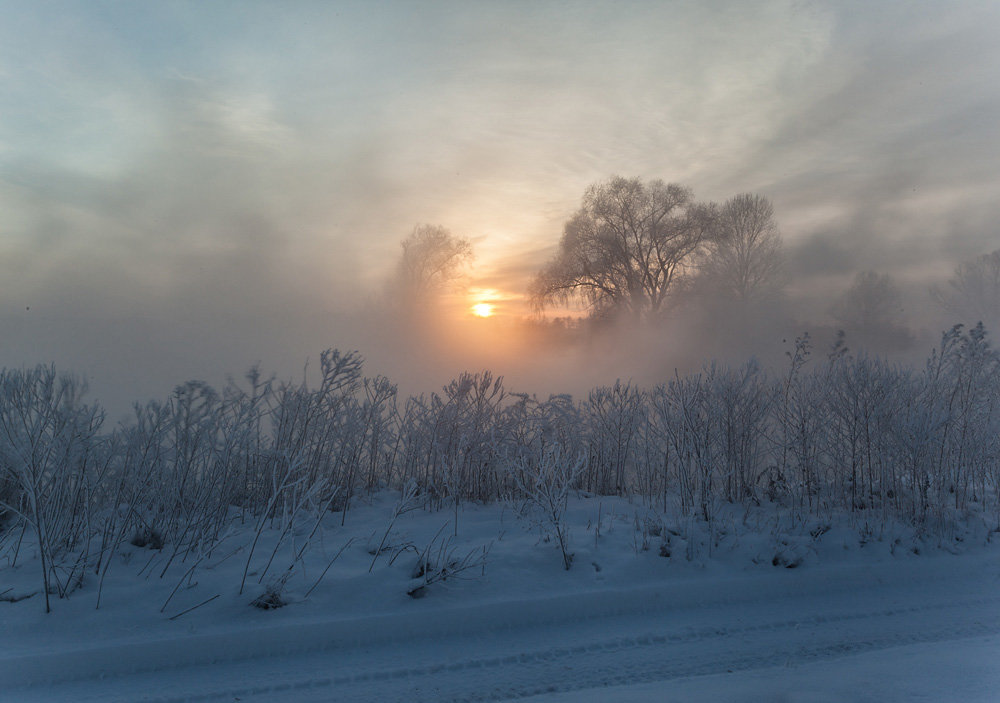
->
[[471, 302, 494, 318]]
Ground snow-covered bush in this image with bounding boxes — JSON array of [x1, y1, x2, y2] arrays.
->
[[2, 325, 999, 613], [0, 366, 105, 611], [584, 381, 644, 496], [507, 444, 585, 570], [405, 523, 491, 598]]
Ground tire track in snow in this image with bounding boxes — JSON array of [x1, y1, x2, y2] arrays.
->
[[28, 593, 999, 703], [306, 604, 1000, 703], [7, 554, 997, 691], [314, 606, 1000, 703]]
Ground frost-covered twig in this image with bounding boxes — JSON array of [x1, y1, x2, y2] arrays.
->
[[167, 593, 220, 621]]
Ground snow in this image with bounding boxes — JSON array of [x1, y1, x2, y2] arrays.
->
[[2, 492, 999, 702], [528, 635, 1000, 703]]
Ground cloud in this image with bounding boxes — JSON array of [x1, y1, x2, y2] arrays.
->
[[728, 2, 1000, 268], [2, 0, 1000, 414]]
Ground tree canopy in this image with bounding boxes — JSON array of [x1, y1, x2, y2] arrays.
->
[[394, 224, 473, 299], [700, 193, 785, 303], [531, 176, 716, 321]]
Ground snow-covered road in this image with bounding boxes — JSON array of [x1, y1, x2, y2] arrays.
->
[[7, 550, 999, 702]]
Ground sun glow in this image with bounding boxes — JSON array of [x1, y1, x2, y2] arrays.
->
[[472, 302, 494, 318]]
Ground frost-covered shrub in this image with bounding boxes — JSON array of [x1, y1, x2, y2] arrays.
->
[[507, 444, 584, 570], [0, 366, 105, 611], [405, 523, 490, 598], [584, 381, 644, 496], [251, 581, 288, 610], [1, 328, 999, 613], [396, 371, 509, 506]]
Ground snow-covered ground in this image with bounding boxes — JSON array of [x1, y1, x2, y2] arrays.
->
[[3, 493, 999, 702]]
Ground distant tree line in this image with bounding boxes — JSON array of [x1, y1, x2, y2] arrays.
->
[[390, 176, 999, 357]]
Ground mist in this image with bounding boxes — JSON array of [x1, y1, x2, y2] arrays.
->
[[2, 1, 999, 419]]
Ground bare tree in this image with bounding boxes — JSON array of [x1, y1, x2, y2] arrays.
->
[[831, 271, 913, 352], [394, 224, 473, 299], [700, 193, 785, 303], [932, 249, 1000, 332], [531, 176, 717, 321]]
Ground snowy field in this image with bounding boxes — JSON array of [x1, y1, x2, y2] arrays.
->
[[3, 492, 999, 702]]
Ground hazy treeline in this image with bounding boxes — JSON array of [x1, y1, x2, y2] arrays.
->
[[385, 179, 1000, 393], [2, 324, 998, 608]]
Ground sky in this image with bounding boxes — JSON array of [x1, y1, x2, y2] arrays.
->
[[2, 0, 999, 418]]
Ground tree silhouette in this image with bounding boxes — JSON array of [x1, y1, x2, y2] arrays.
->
[[531, 176, 716, 321], [392, 224, 473, 300], [831, 271, 913, 351], [932, 249, 1000, 332], [700, 193, 785, 303]]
